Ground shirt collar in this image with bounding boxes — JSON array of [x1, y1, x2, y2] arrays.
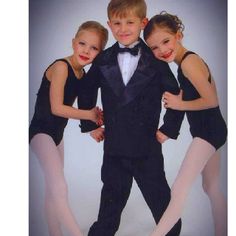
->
[[118, 40, 140, 49]]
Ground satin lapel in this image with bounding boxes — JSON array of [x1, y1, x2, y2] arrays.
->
[[119, 50, 156, 106], [99, 43, 125, 97], [100, 62, 125, 97]]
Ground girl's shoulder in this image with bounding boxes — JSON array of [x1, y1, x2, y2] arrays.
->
[[180, 51, 200, 66], [45, 59, 69, 82], [181, 52, 207, 74], [181, 52, 210, 82], [50, 59, 69, 70]]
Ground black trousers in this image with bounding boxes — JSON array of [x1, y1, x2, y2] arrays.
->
[[88, 153, 181, 236]]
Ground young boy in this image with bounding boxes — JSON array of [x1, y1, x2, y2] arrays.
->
[[79, 1, 184, 235]]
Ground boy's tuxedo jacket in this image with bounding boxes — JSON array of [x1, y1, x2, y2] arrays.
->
[[78, 39, 184, 159]]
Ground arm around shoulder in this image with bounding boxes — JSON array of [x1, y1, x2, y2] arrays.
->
[[158, 61, 185, 139], [78, 62, 101, 132]]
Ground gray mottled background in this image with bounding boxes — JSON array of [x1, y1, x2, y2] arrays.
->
[[29, 0, 227, 235]]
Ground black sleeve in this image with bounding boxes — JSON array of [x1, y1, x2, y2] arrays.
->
[[77, 63, 100, 133], [157, 61, 185, 139]]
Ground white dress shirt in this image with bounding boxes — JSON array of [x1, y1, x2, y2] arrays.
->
[[117, 41, 141, 86]]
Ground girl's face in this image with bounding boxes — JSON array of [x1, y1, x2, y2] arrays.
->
[[146, 27, 181, 63], [72, 30, 102, 66]]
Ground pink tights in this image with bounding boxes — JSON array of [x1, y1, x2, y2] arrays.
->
[[30, 133, 83, 236], [150, 137, 227, 236]]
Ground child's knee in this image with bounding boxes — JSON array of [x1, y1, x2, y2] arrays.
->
[[49, 179, 68, 200], [202, 179, 219, 196]]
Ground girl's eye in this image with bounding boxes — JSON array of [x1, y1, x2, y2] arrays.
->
[[163, 39, 170, 44], [151, 46, 158, 51], [79, 41, 85, 46], [91, 46, 99, 51], [128, 21, 134, 24], [114, 22, 120, 25]]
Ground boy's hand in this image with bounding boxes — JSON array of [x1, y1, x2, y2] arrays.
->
[[156, 130, 169, 143], [90, 127, 105, 142]]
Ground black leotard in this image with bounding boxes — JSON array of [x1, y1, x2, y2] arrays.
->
[[178, 51, 227, 150], [29, 59, 84, 145]]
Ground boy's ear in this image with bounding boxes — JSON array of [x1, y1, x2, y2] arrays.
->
[[107, 21, 112, 29], [141, 17, 149, 29]]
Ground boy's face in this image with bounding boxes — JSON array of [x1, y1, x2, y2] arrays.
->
[[108, 12, 148, 47]]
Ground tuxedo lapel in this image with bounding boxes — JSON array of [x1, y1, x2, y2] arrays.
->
[[119, 45, 157, 106], [99, 41, 157, 106], [100, 64, 125, 97], [100, 43, 125, 97]]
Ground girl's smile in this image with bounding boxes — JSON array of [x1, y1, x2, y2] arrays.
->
[[79, 55, 90, 61]]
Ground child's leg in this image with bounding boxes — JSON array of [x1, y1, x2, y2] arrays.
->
[[45, 183, 63, 236], [44, 140, 64, 236], [134, 153, 181, 236], [88, 154, 133, 236], [202, 151, 227, 236], [30, 134, 83, 236], [150, 137, 216, 236]]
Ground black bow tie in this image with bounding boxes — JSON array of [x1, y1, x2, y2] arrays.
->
[[117, 44, 140, 56]]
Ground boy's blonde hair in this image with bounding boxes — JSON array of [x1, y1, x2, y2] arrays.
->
[[107, 0, 147, 20], [75, 21, 108, 49]]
